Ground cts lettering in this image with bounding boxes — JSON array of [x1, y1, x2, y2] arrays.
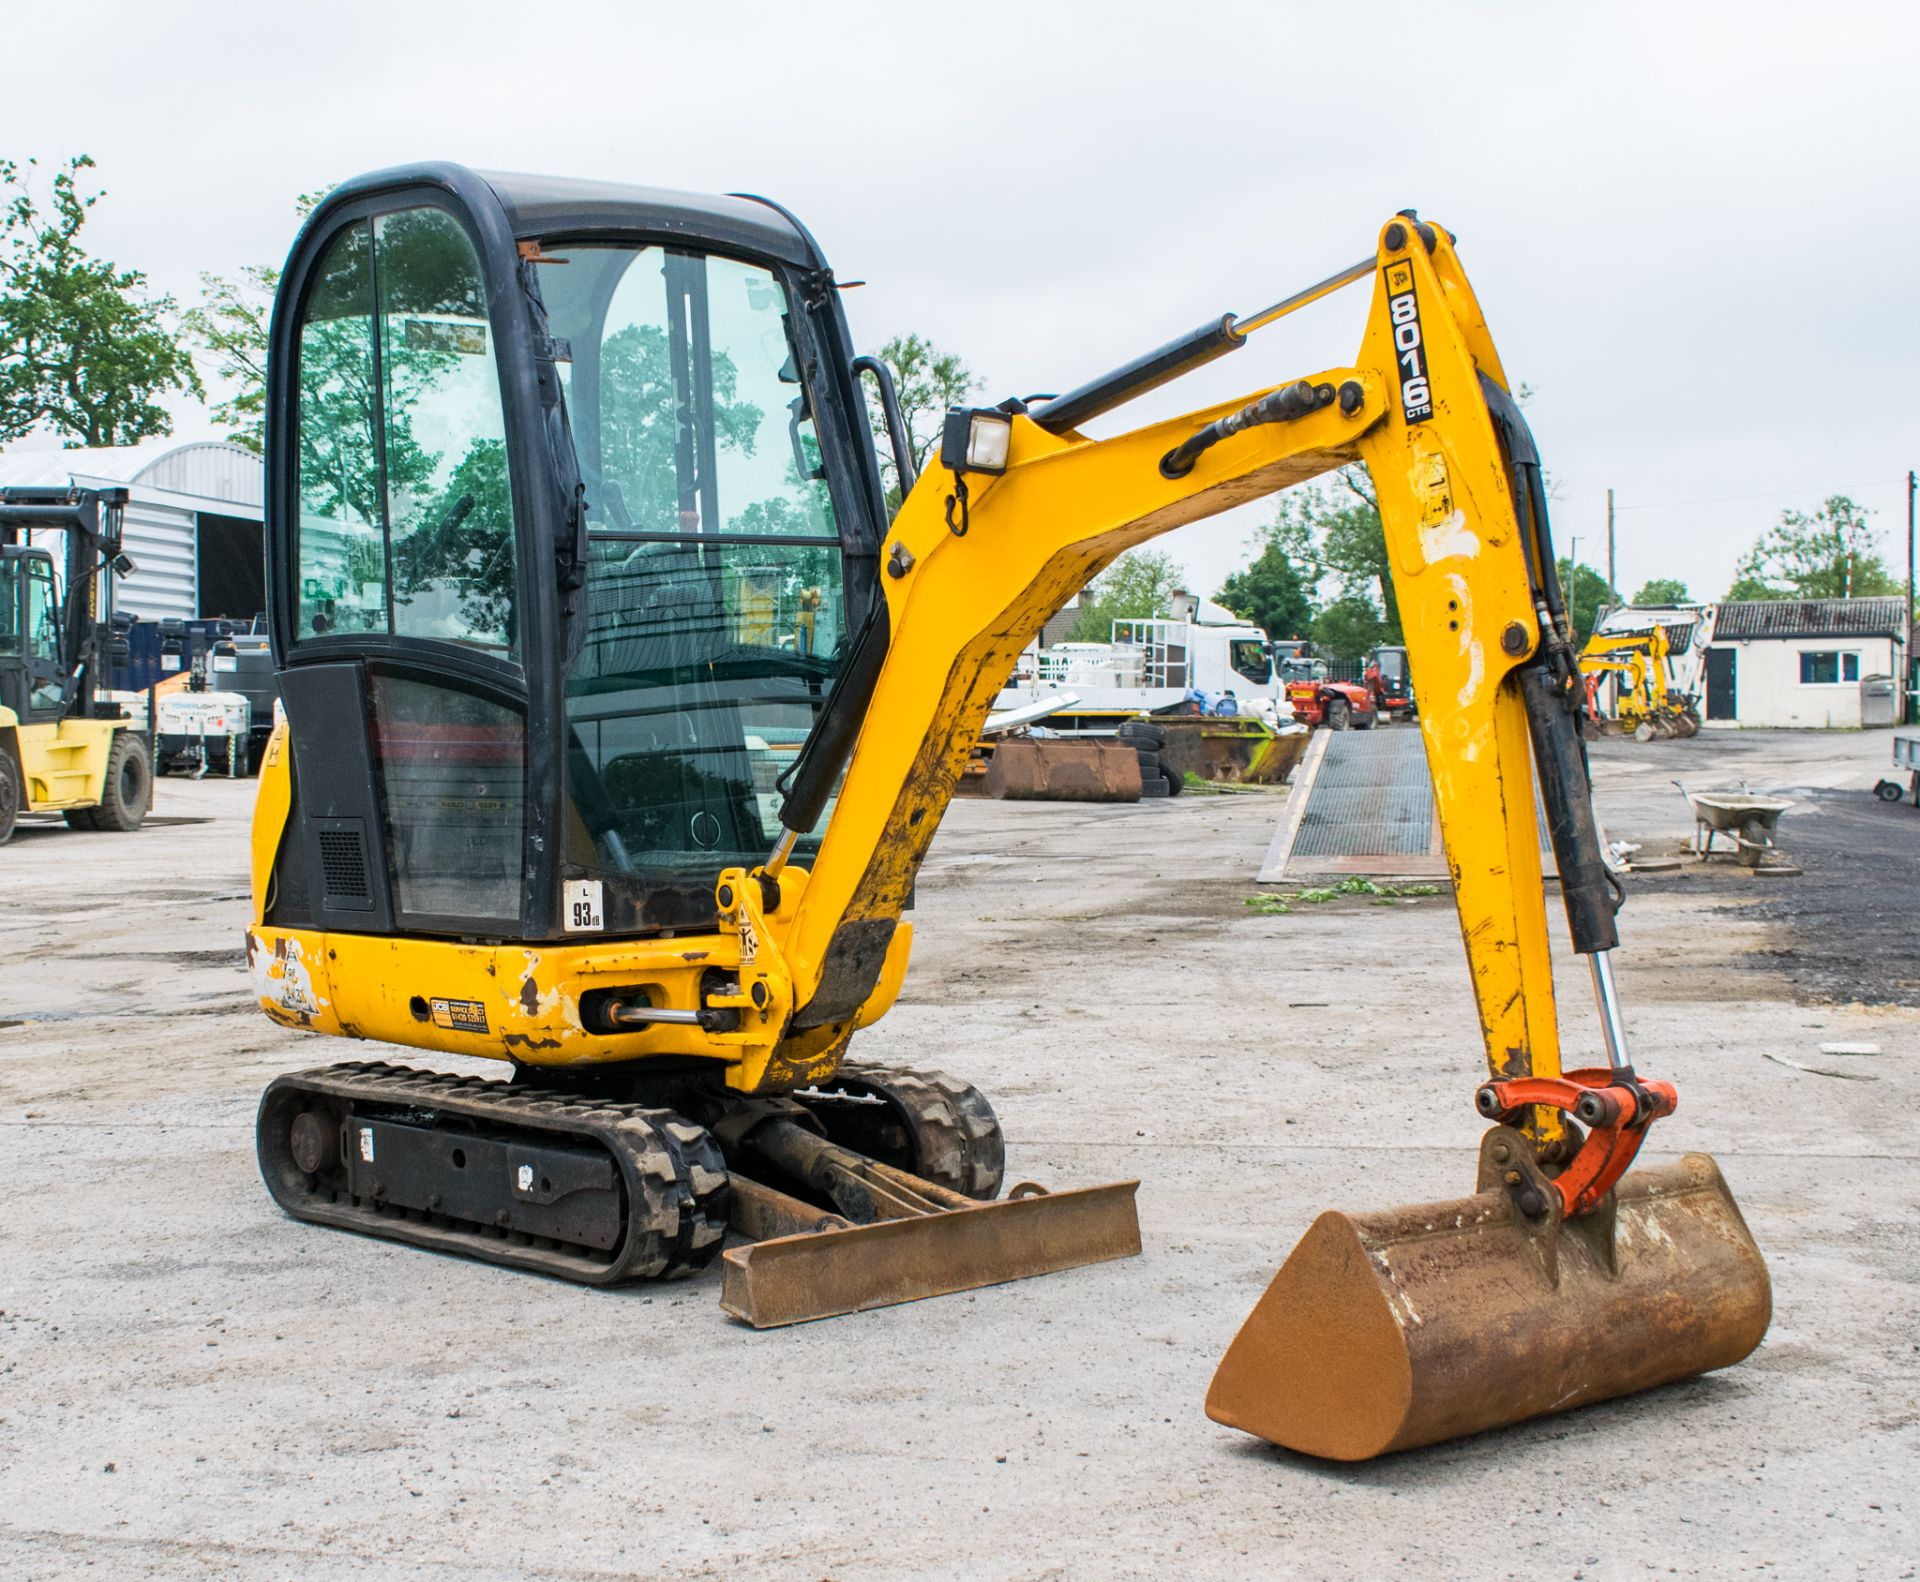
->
[[1386, 264, 1433, 423]]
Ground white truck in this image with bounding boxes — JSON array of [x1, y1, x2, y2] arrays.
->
[[995, 592, 1293, 728]]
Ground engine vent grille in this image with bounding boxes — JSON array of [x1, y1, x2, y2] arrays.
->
[[317, 828, 372, 905]]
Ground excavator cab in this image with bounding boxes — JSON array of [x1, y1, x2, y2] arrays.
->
[[251, 168, 1768, 1456], [261, 170, 887, 945], [252, 165, 1139, 1320]]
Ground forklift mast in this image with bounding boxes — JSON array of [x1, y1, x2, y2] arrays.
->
[[0, 485, 131, 720]]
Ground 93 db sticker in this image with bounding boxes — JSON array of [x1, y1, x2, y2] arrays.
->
[[1384, 260, 1432, 424], [564, 879, 605, 933]]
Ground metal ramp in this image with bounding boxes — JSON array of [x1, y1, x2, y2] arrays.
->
[[1258, 728, 1556, 882]]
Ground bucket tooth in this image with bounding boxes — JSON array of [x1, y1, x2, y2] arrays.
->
[[1205, 1153, 1770, 1461]]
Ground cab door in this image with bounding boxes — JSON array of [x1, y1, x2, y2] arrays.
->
[[269, 191, 542, 940], [22, 555, 66, 720]]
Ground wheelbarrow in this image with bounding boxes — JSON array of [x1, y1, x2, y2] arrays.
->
[[1873, 729, 1919, 807], [1674, 781, 1794, 867]]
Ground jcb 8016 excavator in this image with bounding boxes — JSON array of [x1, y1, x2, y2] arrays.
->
[[248, 165, 1768, 1461]]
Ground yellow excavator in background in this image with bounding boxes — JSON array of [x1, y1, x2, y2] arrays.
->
[[247, 166, 1768, 1462], [1579, 625, 1702, 740]]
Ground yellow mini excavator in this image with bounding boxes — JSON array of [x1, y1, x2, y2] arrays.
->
[[1580, 625, 1702, 739], [248, 166, 1768, 1461]]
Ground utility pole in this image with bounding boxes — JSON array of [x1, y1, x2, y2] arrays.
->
[[1606, 487, 1616, 598], [1908, 469, 1915, 721], [1567, 534, 1580, 641]]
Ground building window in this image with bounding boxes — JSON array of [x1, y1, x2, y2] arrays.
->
[[1799, 651, 1860, 684]]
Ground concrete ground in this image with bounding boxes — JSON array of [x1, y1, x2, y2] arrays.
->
[[1, 730, 1914, 1581]]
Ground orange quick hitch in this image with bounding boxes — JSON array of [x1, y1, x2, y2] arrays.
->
[[1475, 1070, 1679, 1218]]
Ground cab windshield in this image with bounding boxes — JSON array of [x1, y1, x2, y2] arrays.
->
[[536, 244, 848, 931], [1229, 639, 1272, 686]]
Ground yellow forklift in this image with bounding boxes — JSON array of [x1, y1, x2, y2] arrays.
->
[[0, 485, 153, 843]]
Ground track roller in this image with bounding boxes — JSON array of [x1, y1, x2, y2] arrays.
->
[[256, 1061, 729, 1285]]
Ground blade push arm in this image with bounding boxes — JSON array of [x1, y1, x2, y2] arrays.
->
[[771, 215, 1618, 1145]]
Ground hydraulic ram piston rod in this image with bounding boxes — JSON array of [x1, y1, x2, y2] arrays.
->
[[1587, 951, 1632, 1073], [1031, 256, 1375, 436]]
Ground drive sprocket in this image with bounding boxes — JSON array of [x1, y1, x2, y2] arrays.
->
[[793, 1061, 1006, 1200]]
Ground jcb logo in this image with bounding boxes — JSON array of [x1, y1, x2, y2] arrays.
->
[[1385, 268, 1433, 424]]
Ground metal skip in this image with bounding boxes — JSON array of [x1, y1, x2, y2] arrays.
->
[[983, 738, 1143, 802], [721, 1180, 1142, 1328], [1204, 1149, 1771, 1461]]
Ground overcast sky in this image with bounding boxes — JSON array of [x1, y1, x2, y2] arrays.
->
[[6, 0, 1915, 606]]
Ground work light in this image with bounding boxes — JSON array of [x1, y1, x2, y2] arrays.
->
[[940, 408, 1013, 475]]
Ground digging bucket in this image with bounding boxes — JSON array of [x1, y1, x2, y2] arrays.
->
[[1205, 1137, 1770, 1461]]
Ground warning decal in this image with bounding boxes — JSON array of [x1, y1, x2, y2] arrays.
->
[[430, 998, 490, 1034]]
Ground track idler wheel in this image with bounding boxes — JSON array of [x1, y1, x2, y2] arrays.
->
[[793, 1061, 1005, 1200]]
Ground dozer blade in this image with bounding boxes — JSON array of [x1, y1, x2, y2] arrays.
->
[[1206, 1151, 1770, 1461], [720, 1180, 1142, 1328]]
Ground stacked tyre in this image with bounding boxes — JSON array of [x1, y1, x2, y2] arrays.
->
[[1116, 719, 1182, 798]]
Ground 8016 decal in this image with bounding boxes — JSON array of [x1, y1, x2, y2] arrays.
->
[[1383, 260, 1432, 424]]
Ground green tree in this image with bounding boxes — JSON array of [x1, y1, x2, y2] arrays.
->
[[184, 189, 329, 452], [1204, 472, 1394, 661], [1310, 592, 1387, 661], [182, 265, 273, 452], [1216, 525, 1316, 639], [394, 437, 516, 643], [1632, 576, 1691, 606], [1066, 549, 1186, 641], [867, 332, 977, 506], [1316, 469, 1400, 640], [1726, 495, 1901, 600], [0, 155, 201, 445], [1556, 558, 1619, 645], [596, 321, 760, 531]]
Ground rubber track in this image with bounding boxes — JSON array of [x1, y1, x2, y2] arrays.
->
[[813, 1062, 1006, 1200], [257, 1061, 729, 1285]]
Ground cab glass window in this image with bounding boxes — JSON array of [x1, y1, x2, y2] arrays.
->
[[295, 222, 384, 639], [368, 671, 526, 925], [0, 559, 21, 654], [534, 244, 848, 931], [547, 245, 840, 540], [26, 559, 61, 711], [293, 208, 518, 653], [1229, 639, 1271, 685], [377, 209, 517, 651]]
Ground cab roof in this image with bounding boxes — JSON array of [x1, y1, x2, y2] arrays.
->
[[480, 169, 822, 268], [314, 162, 825, 271]]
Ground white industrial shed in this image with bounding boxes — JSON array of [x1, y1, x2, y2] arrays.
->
[[0, 440, 264, 623], [1703, 597, 1909, 729]]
